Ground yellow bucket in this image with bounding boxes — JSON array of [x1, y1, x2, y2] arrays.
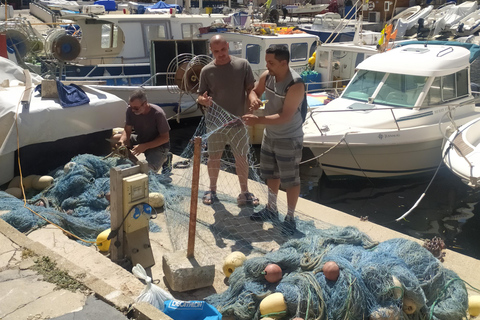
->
[[206, 7, 212, 14]]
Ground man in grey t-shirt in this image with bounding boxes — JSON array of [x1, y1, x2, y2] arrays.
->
[[197, 34, 259, 207]]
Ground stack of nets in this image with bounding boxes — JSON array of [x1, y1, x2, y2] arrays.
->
[[205, 226, 468, 320], [0, 154, 168, 242]]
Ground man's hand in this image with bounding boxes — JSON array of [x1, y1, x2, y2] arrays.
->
[[249, 97, 263, 112], [131, 144, 147, 156], [242, 114, 260, 126], [197, 91, 213, 107]]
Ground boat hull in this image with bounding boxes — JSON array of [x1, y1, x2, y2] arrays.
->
[[93, 85, 202, 121], [443, 117, 480, 186], [305, 138, 444, 178]]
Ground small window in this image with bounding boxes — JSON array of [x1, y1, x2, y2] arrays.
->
[[182, 23, 202, 39], [101, 23, 118, 49], [228, 41, 242, 57], [291, 43, 308, 62], [422, 68, 469, 106], [145, 24, 167, 40], [246, 44, 260, 64]]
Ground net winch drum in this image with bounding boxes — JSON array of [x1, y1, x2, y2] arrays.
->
[[45, 29, 81, 61], [5, 29, 30, 59]]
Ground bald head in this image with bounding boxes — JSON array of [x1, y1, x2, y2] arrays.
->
[[209, 34, 227, 47], [209, 34, 230, 65]]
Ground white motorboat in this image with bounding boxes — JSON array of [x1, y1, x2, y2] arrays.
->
[[0, 56, 127, 185], [451, 8, 480, 36], [393, 5, 433, 38], [443, 116, 480, 187], [92, 31, 319, 122], [297, 12, 357, 43], [303, 41, 480, 178], [285, 3, 329, 17]]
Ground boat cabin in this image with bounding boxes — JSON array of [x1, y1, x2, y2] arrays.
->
[[341, 41, 477, 109], [197, 31, 319, 78]]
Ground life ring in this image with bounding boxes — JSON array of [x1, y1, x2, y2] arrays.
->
[[368, 1, 375, 11]]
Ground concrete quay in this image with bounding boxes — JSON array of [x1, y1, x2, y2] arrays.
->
[[1, 154, 480, 319]]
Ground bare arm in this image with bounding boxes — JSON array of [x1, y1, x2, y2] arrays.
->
[[249, 71, 268, 111], [243, 81, 305, 126], [119, 125, 133, 146]]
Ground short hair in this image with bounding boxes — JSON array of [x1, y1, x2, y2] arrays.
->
[[266, 45, 290, 63], [129, 89, 148, 103]]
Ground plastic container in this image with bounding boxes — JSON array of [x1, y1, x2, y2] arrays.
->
[[302, 72, 322, 91]]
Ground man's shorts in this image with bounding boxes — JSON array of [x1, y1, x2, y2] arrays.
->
[[260, 135, 303, 189], [207, 124, 249, 157], [131, 134, 169, 171]]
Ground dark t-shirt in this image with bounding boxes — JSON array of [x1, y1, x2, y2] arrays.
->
[[198, 56, 255, 117], [125, 103, 170, 148]]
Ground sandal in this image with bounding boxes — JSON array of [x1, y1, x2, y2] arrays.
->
[[203, 191, 218, 205], [237, 192, 260, 206]]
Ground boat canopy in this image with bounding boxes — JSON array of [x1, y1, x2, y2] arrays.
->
[[356, 42, 474, 77], [147, 1, 182, 13]]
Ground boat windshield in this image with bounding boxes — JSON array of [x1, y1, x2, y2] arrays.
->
[[343, 70, 428, 108]]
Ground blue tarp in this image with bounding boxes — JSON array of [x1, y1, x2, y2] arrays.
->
[[94, 0, 117, 11], [147, 1, 182, 13]]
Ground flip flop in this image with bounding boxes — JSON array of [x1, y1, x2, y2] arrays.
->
[[237, 192, 260, 206], [203, 191, 218, 205]]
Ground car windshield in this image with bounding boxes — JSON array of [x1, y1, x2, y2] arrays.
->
[[342, 70, 428, 108]]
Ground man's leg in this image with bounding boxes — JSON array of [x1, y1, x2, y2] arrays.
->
[[266, 178, 280, 212], [285, 184, 300, 218], [207, 152, 222, 193], [144, 147, 168, 172], [233, 153, 248, 194]]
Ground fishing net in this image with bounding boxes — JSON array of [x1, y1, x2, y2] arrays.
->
[[0, 154, 165, 242], [205, 227, 468, 320], [0, 101, 469, 319]]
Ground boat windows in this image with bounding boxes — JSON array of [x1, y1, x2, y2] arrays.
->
[[422, 68, 469, 106], [246, 44, 261, 64], [291, 42, 308, 62], [181, 23, 202, 39], [374, 73, 427, 108], [342, 70, 385, 102], [101, 23, 118, 49], [145, 24, 168, 40], [228, 41, 243, 57]]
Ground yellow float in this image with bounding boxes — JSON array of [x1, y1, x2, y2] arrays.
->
[[96, 228, 111, 252], [259, 292, 287, 318], [469, 295, 480, 317], [223, 251, 246, 277]]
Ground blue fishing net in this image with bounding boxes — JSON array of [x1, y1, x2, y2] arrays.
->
[[205, 226, 468, 320], [0, 154, 168, 243]]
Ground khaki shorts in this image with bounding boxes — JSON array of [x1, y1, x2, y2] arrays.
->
[[207, 124, 249, 157]]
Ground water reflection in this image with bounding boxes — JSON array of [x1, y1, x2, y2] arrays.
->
[[299, 159, 480, 260]]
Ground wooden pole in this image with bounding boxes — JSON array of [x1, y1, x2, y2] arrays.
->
[[187, 136, 201, 258]]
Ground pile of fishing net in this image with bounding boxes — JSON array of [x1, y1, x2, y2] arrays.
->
[[0, 154, 168, 242], [205, 226, 468, 320]]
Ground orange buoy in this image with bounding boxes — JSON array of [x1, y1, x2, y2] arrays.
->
[[263, 263, 283, 283], [323, 261, 340, 281]]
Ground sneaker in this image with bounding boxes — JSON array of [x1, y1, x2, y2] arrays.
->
[[250, 207, 279, 222], [281, 216, 296, 235]]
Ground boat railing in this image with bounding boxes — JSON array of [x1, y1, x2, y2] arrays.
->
[[306, 97, 479, 136]]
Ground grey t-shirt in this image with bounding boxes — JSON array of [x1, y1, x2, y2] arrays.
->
[[264, 68, 304, 139], [198, 56, 255, 117], [125, 104, 170, 148]]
